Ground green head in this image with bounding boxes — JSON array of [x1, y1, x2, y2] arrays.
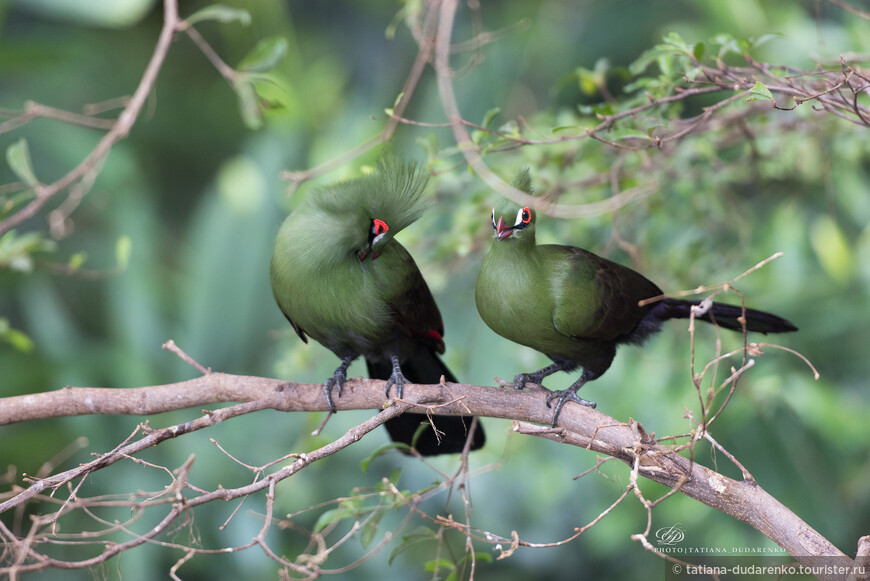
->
[[489, 168, 537, 244], [297, 158, 430, 263]]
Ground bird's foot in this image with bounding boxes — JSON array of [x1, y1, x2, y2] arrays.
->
[[323, 372, 345, 413], [384, 355, 407, 400], [512, 372, 543, 390], [545, 389, 597, 427], [323, 356, 354, 413]]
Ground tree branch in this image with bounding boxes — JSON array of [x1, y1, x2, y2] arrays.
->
[[0, 0, 184, 237], [0, 372, 852, 577]]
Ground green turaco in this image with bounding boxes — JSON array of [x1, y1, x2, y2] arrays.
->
[[270, 159, 484, 455], [475, 169, 797, 426]]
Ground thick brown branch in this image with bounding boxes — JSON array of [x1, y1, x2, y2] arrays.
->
[[0, 372, 851, 576]]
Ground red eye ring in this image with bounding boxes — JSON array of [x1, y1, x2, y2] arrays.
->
[[521, 207, 531, 224], [372, 219, 389, 236]]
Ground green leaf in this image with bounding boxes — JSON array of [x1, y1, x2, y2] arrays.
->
[[239, 36, 288, 73], [185, 5, 251, 27], [359, 510, 383, 548], [232, 77, 263, 130], [313, 508, 341, 534], [750, 33, 783, 50], [313, 499, 363, 533], [115, 235, 132, 270], [0, 230, 55, 272], [0, 318, 34, 353], [68, 252, 87, 271], [662, 31, 692, 54], [746, 81, 774, 103], [388, 526, 437, 565], [692, 42, 705, 62], [811, 215, 854, 284], [361, 443, 408, 471], [481, 107, 500, 129], [6, 139, 38, 187], [424, 558, 455, 573]]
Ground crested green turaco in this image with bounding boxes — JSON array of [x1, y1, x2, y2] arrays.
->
[[475, 170, 797, 426], [270, 159, 484, 455]]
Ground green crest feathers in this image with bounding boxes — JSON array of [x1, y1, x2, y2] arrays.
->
[[510, 167, 534, 195], [371, 157, 430, 231], [493, 167, 537, 222], [306, 158, 430, 234]]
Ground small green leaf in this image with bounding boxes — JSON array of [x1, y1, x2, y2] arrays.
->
[[746, 80, 774, 103], [750, 33, 783, 50], [811, 215, 854, 284], [313, 508, 341, 534], [68, 252, 87, 271], [481, 107, 500, 129], [359, 510, 383, 548], [361, 443, 407, 471], [232, 77, 263, 130], [692, 42, 705, 62], [6, 139, 38, 187], [0, 318, 34, 353], [0, 230, 55, 272], [424, 558, 456, 573], [392, 91, 405, 109], [388, 526, 437, 565], [185, 5, 251, 27], [239, 36, 288, 73], [4, 327, 34, 352], [115, 235, 132, 270]]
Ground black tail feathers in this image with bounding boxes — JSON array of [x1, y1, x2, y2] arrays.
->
[[658, 298, 797, 334], [366, 351, 485, 456]]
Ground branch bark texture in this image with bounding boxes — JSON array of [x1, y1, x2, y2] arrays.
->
[[0, 373, 850, 578]]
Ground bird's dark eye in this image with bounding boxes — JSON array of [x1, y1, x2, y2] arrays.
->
[[490, 208, 497, 230], [513, 206, 531, 229], [521, 207, 531, 223]]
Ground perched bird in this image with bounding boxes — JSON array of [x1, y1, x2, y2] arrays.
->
[[270, 160, 484, 455], [475, 170, 797, 426]]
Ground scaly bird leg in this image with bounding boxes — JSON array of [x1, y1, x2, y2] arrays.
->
[[513, 360, 574, 390], [384, 355, 408, 400], [545, 370, 597, 426], [324, 355, 355, 413]]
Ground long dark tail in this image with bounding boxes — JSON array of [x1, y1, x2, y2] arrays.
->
[[658, 298, 798, 334], [366, 351, 485, 456]]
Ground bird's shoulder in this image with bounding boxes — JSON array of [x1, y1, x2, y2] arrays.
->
[[546, 244, 662, 341]]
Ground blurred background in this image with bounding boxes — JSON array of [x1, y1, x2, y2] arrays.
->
[[1, 0, 869, 579]]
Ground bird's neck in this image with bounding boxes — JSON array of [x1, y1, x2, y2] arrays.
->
[[491, 233, 538, 264]]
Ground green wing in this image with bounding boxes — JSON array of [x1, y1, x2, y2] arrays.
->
[[550, 246, 662, 341]]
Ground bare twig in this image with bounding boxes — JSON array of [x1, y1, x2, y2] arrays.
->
[[0, 0, 183, 237]]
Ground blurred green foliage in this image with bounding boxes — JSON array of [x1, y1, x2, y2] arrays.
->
[[1, 1, 869, 580]]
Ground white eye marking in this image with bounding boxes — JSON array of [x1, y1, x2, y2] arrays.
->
[[514, 207, 525, 227], [372, 232, 386, 245], [491, 208, 496, 229]]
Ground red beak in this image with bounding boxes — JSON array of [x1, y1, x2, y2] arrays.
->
[[496, 216, 513, 241]]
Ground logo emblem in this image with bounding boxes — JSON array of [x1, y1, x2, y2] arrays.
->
[[655, 523, 685, 546]]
